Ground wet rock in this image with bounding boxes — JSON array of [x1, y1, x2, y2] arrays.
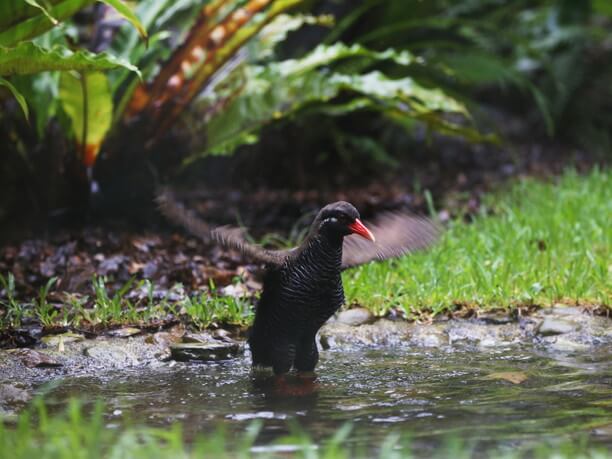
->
[[145, 324, 186, 347], [446, 320, 523, 347], [107, 327, 141, 338], [409, 324, 448, 347], [212, 328, 240, 344], [537, 317, 581, 336], [477, 312, 515, 325], [336, 308, 375, 326], [11, 349, 62, 368], [41, 332, 85, 347], [320, 319, 412, 347], [182, 332, 217, 344], [147, 331, 182, 347], [84, 343, 140, 367], [169, 342, 242, 362]]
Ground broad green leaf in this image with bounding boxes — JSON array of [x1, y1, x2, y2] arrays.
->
[[0, 42, 140, 76], [0, 0, 65, 30], [203, 69, 468, 156], [275, 43, 415, 77], [0, 76, 29, 120], [197, 44, 470, 159], [0, 0, 93, 47], [59, 72, 112, 166], [254, 14, 333, 58], [99, 0, 147, 40]]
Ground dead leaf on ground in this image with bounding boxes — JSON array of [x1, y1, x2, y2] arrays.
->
[[484, 371, 528, 384]]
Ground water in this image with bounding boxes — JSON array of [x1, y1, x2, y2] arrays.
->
[[40, 345, 612, 455]]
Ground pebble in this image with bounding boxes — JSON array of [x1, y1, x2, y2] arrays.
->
[[107, 328, 141, 338], [11, 349, 62, 368], [336, 307, 375, 326], [537, 318, 581, 336], [41, 332, 85, 347], [84, 344, 140, 367]]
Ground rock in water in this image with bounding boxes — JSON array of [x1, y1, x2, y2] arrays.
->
[[537, 318, 580, 336], [169, 342, 242, 362]]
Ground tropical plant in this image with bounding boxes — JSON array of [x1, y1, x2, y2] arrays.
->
[[326, 0, 612, 152]]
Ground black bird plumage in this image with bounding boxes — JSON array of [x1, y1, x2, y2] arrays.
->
[[157, 192, 439, 374]]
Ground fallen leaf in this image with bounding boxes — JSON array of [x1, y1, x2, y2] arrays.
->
[[484, 371, 528, 384]]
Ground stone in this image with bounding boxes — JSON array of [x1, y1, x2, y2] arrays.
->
[[169, 342, 242, 362], [84, 343, 140, 367], [147, 331, 183, 347], [41, 332, 85, 347], [543, 335, 589, 352], [537, 317, 581, 336], [182, 332, 216, 344], [409, 324, 448, 347], [11, 349, 62, 368], [107, 327, 141, 338], [319, 319, 412, 347], [336, 307, 375, 326]]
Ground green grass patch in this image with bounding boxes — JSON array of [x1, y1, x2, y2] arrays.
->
[[345, 168, 611, 316], [1, 168, 609, 333], [1, 399, 608, 459], [0, 273, 253, 332]]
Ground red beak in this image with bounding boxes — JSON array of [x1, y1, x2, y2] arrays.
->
[[348, 218, 375, 242]]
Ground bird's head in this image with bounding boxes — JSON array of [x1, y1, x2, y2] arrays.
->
[[315, 201, 375, 242]]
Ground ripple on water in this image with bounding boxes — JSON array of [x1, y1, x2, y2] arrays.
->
[[38, 345, 612, 453]]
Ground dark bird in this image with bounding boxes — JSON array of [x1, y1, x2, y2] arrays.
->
[[158, 192, 439, 375]]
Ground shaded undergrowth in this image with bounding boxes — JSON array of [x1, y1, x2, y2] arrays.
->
[[0, 168, 610, 337], [345, 168, 611, 317]]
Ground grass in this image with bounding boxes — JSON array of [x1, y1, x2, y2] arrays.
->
[[1, 399, 609, 459], [0, 274, 253, 332], [345, 168, 611, 316], [1, 168, 610, 332]]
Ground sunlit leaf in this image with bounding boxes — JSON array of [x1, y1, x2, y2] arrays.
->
[[254, 13, 334, 58], [0, 75, 29, 120], [59, 71, 112, 166], [0, 0, 93, 47], [99, 0, 147, 40], [0, 41, 140, 76], [23, 0, 59, 26]]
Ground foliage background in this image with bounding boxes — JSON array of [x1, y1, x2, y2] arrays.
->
[[0, 0, 610, 231]]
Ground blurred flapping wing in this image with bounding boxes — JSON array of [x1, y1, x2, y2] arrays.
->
[[156, 190, 291, 266], [342, 212, 440, 269]]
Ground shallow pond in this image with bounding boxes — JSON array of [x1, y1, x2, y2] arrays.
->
[[40, 345, 611, 455]]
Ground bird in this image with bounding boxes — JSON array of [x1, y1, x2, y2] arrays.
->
[[157, 191, 439, 376]]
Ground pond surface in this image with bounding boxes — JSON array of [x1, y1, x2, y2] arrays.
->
[[40, 345, 612, 456]]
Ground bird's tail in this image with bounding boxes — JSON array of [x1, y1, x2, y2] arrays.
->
[[156, 188, 213, 242]]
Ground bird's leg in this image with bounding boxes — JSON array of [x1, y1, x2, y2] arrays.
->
[[271, 341, 296, 376], [294, 336, 319, 373]]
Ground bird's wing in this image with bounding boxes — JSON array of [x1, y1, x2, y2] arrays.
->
[[156, 190, 292, 266], [342, 211, 440, 269]]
